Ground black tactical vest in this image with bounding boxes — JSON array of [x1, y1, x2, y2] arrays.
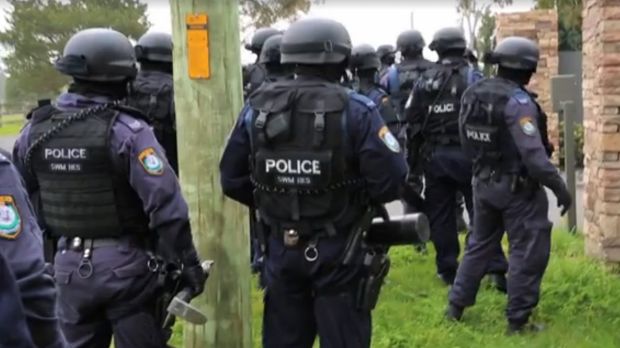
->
[[459, 78, 522, 173], [248, 79, 364, 235], [417, 62, 470, 146], [128, 71, 178, 173], [394, 59, 434, 114], [27, 105, 149, 239]]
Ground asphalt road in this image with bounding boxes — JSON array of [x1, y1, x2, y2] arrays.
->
[[0, 134, 583, 230]]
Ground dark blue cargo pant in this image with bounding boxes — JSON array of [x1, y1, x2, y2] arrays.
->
[[262, 233, 371, 348], [449, 175, 552, 325], [54, 238, 167, 348], [423, 147, 508, 277]]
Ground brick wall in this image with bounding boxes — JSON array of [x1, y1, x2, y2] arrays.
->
[[582, 0, 620, 262], [496, 10, 560, 153]]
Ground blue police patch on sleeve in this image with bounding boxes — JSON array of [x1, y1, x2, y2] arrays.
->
[[379, 126, 401, 153], [138, 147, 165, 175], [0, 195, 22, 240]]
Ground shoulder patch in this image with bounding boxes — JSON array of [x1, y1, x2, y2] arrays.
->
[[117, 114, 145, 133], [513, 90, 530, 105], [349, 92, 376, 109], [378, 126, 401, 153], [0, 195, 22, 240], [519, 116, 538, 136], [138, 147, 165, 175]]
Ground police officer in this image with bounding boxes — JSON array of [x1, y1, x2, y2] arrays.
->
[[383, 30, 435, 116], [350, 44, 400, 140], [0, 152, 67, 348], [406, 27, 508, 286], [220, 18, 407, 348], [13, 28, 205, 348], [129, 31, 178, 174], [259, 34, 294, 85], [243, 27, 280, 99], [376, 44, 396, 82], [447, 37, 572, 334]]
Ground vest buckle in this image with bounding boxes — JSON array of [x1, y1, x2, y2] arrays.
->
[[283, 229, 299, 247]]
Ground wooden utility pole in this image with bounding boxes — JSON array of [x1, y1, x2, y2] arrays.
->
[[170, 1, 251, 347]]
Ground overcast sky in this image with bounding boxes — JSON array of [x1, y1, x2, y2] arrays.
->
[[0, 0, 536, 63]]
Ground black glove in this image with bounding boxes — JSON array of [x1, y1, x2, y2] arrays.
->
[[554, 185, 572, 216], [181, 262, 206, 298]]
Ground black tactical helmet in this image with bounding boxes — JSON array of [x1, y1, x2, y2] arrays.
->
[[485, 36, 539, 71], [429, 27, 467, 54], [259, 34, 283, 64], [377, 44, 396, 59], [55, 28, 137, 82], [350, 44, 380, 72], [245, 27, 280, 54], [281, 18, 351, 65], [396, 30, 425, 52], [135, 31, 172, 63]]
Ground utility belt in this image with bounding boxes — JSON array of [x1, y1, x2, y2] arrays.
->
[[56, 235, 165, 280], [474, 166, 540, 194]]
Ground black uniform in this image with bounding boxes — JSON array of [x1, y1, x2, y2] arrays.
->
[[406, 27, 508, 284], [221, 18, 407, 348], [448, 37, 571, 333], [129, 32, 177, 173], [13, 28, 205, 348], [243, 28, 280, 99]]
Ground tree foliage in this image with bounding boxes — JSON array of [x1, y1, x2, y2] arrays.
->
[[0, 0, 150, 103], [476, 8, 496, 77], [457, 0, 513, 51], [240, 0, 311, 29], [535, 0, 582, 50]]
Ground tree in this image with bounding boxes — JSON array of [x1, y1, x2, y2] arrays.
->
[[240, 0, 311, 29], [457, 0, 513, 51], [535, 0, 582, 50], [476, 8, 496, 76], [0, 0, 150, 103]]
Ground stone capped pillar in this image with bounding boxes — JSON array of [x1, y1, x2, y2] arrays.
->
[[582, 0, 620, 262], [495, 10, 560, 153]]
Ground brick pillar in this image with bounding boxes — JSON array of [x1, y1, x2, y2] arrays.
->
[[582, 0, 620, 262], [495, 10, 560, 154]]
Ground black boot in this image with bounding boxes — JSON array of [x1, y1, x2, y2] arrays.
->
[[445, 303, 464, 321], [507, 322, 545, 335]]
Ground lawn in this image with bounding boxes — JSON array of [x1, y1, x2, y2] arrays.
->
[[0, 113, 25, 136], [169, 231, 620, 347]]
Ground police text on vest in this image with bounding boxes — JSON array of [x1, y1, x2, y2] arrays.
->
[[44, 148, 87, 160], [265, 159, 321, 175], [466, 129, 491, 143]]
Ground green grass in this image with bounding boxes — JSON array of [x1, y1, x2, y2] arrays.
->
[[169, 231, 620, 347], [0, 113, 25, 136]]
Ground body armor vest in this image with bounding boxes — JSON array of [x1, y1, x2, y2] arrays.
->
[[418, 62, 470, 146], [394, 59, 434, 115], [28, 105, 149, 238], [129, 71, 178, 173], [247, 79, 364, 235], [459, 78, 525, 174]]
